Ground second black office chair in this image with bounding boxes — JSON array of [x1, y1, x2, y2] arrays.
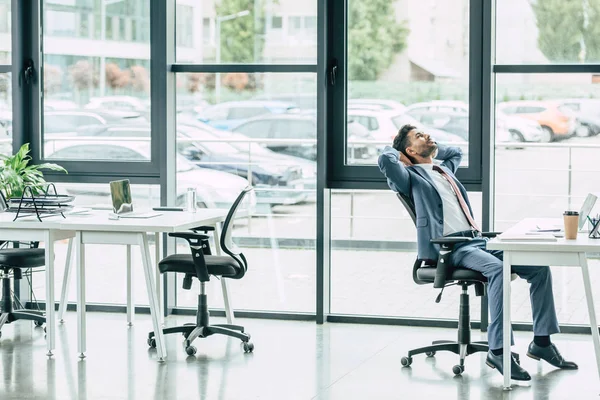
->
[[0, 192, 47, 338], [147, 187, 253, 356], [396, 193, 519, 375]]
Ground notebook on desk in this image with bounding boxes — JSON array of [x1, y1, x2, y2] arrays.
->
[[498, 233, 558, 242], [109, 180, 161, 219]]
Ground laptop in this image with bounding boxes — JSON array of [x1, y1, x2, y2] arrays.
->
[[536, 193, 597, 232], [109, 179, 162, 219]]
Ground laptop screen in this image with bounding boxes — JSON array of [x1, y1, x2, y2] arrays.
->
[[110, 179, 134, 214]]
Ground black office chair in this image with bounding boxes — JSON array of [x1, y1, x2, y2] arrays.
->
[[0, 192, 46, 338], [396, 193, 518, 375], [147, 187, 254, 356]]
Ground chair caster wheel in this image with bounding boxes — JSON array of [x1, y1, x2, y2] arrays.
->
[[452, 365, 464, 375], [147, 338, 156, 348], [401, 356, 412, 367], [185, 346, 197, 356], [425, 351, 436, 357], [243, 342, 254, 353], [34, 320, 44, 327]]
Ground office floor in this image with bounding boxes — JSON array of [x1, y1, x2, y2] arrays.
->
[[0, 313, 597, 400]]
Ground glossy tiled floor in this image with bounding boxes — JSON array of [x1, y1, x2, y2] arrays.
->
[[0, 312, 598, 399]]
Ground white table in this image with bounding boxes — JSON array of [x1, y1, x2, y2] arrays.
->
[[487, 218, 600, 390], [0, 213, 75, 357], [56, 209, 228, 362]]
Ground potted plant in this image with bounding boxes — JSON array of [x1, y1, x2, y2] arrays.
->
[[0, 143, 67, 199]]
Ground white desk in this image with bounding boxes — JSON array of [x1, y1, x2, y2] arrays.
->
[[0, 213, 75, 357], [487, 218, 600, 390], [56, 209, 228, 362]]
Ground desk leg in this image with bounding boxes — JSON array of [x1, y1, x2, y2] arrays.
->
[[580, 253, 600, 381], [58, 238, 74, 323], [502, 253, 512, 391], [44, 231, 56, 357], [155, 233, 164, 323], [126, 245, 133, 326], [76, 232, 86, 359], [138, 233, 166, 361], [214, 223, 235, 325]]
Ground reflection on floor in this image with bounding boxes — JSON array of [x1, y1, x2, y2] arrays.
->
[[0, 312, 596, 399]]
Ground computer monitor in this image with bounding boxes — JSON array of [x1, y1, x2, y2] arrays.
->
[[579, 193, 598, 231]]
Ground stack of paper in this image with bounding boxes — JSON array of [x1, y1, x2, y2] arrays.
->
[[498, 233, 558, 242]]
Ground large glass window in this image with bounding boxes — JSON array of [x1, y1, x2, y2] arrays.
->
[[175, 72, 317, 313], [42, 0, 151, 162], [176, 0, 317, 63], [0, 72, 10, 157], [496, 0, 600, 64], [493, 73, 600, 325], [346, 0, 469, 165]]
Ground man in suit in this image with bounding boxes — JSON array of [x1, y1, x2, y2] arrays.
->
[[378, 124, 577, 380]]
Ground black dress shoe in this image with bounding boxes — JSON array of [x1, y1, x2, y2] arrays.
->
[[527, 342, 578, 369], [486, 351, 531, 381]]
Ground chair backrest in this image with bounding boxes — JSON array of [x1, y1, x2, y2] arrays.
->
[[220, 186, 254, 273], [395, 192, 433, 285]]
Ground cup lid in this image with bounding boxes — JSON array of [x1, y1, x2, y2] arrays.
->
[[564, 211, 579, 216]]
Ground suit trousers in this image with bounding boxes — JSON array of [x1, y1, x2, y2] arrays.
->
[[449, 239, 560, 350]]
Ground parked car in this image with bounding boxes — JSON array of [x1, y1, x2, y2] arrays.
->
[[232, 113, 376, 162], [44, 110, 146, 135], [85, 96, 150, 113], [179, 117, 317, 190], [348, 99, 407, 114], [82, 124, 307, 207], [196, 100, 300, 131], [556, 99, 600, 137], [252, 93, 317, 111], [406, 100, 543, 143], [45, 141, 256, 210], [497, 100, 575, 142], [347, 108, 465, 144]]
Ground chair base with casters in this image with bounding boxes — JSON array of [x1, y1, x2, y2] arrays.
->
[[0, 248, 47, 339], [147, 282, 252, 356], [147, 187, 254, 356], [400, 281, 493, 375]]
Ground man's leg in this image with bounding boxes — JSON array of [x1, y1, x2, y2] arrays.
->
[[486, 249, 560, 338], [450, 242, 511, 350]]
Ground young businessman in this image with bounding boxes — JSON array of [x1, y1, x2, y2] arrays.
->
[[378, 124, 577, 380]]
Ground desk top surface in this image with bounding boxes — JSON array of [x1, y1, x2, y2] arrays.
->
[[0, 209, 228, 232], [487, 218, 600, 252]]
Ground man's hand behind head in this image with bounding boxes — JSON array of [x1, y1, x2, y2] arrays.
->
[[398, 150, 413, 166]]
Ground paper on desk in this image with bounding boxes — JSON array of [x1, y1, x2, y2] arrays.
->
[[498, 232, 558, 242]]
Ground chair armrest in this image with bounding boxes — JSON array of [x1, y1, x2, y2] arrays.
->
[[429, 237, 471, 289], [482, 232, 501, 238], [168, 232, 211, 281], [430, 236, 472, 246], [191, 226, 215, 233]]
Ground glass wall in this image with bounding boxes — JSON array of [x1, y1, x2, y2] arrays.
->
[[176, 0, 317, 64], [346, 0, 470, 165], [494, 0, 600, 326], [330, 189, 485, 319], [0, 0, 10, 157], [0, 73, 10, 157], [41, 0, 151, 161]]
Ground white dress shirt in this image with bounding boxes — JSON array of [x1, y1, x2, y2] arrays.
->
[[415, 162, 472, 235]]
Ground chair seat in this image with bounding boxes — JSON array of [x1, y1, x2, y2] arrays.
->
[[159, 254, 242, 278], [0, 248, 45, 269], [416, 266, 486, 283]]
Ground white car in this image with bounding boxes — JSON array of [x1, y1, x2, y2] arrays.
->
[[348, 99, 407, 114], [407, 100, 542, 142], [45, 140, 255, 210]]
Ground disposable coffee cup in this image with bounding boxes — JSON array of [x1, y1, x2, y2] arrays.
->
[[563, 211, 579, 240]]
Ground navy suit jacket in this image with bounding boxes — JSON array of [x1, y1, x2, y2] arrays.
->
[[378, 145, 475, 261]]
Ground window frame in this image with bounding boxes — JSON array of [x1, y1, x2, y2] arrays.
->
[[326, 0, 485, 191]]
